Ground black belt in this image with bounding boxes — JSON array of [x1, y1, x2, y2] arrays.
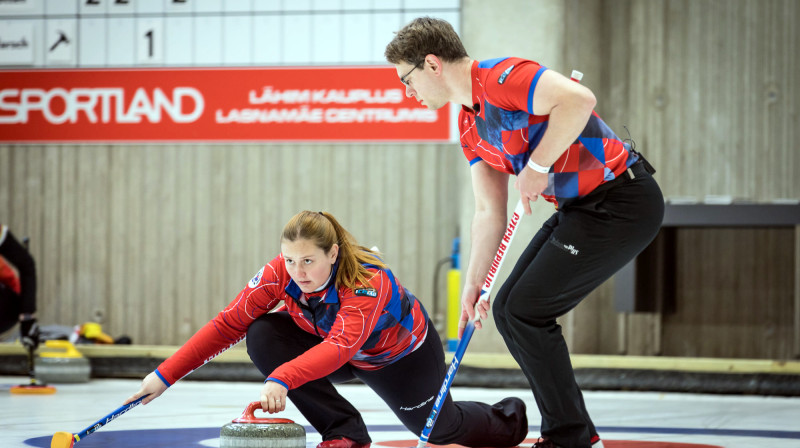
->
[[620, 158, 651, 181], [591, 156, 656, 195]]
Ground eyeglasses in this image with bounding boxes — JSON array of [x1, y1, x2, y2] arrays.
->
[[400, 62, 423, 86]]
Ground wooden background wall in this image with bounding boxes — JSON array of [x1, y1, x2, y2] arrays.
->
[[461, 0, 799, 358], [586, 0, 798, 359], [0, 144, 461, 345], [2, 0, 798, 359]]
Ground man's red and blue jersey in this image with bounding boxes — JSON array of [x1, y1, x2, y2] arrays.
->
[[156, 254, 429, 390], [459, 57, 639, 209]]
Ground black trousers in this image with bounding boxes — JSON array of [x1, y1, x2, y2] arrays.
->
[[493, 162, 664, 448], [0, 285, 21, 334], [246, 312, 528, 447], [0, 229, 35, 334]]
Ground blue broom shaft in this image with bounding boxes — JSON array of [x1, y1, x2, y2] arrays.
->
[[417, 321, 475, 447], [76, 395, 148, 440], [416, 200, 525, 448]]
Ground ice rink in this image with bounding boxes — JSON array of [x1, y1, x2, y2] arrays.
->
[[2, 376, 799, 448]]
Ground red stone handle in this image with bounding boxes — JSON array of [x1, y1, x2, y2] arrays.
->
[[232, 401, 295, 424]]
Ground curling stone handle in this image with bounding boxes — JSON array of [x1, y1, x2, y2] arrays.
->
[[39, 340, 83, 358], [232, 401, 295, 424]]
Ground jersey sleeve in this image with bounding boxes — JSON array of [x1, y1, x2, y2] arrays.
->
[[267, 269, 392, 390], [155, 256, 285, 385], [461, 141, 482, 166], [486, 59, 547, 115]]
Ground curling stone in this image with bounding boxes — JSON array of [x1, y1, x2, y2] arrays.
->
[[34, 340, 91, 384], [220, 401, 306, 448]]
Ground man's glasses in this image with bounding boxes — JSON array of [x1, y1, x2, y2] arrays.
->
[[400, 62, 423, 86]]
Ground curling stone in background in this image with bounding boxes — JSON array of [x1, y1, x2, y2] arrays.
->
[[35, 340, 91, 384], [220, 401, 306, 448]]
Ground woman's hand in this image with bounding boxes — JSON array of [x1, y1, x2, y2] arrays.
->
[[124, 371, 167, 405], [260, 380, 288, 414]]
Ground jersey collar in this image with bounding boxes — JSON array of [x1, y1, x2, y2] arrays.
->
[[461, 60, 482, 116]]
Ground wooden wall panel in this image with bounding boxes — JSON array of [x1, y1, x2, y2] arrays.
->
[[0, 144, 460, 345], [2, 0, 796, 356], [41, 148, 61, 328], [662, 228, 796, 358], [596, 0, 799, 201], [56, 149, 78, 323], [460, 0, 799, 357], [108, 146, 128, 343]]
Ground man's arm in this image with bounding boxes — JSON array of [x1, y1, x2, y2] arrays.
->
[[515, 69, 597, 214], [459, 161, 509, 335]]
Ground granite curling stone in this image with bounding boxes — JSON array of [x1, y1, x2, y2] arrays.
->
[[220, 401, 306, 448], [34, 340, 91, 384]]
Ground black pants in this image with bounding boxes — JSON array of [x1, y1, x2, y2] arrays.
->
[[0, 229, 35, 334], [246, 312, 528, 447], [0, 285, 21, 334], [493, 162, 664, 448]]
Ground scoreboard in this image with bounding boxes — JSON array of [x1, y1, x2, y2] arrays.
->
[[0, 0, 459, 142], [0, 0, 460, 68]]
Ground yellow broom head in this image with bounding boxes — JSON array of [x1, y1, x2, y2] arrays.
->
[[50, 431, 75, 448], [10, 384, 56, 394]]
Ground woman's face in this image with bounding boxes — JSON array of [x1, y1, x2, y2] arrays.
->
[[281, 238, 338, 294]]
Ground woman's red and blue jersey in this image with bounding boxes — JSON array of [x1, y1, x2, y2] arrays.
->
[[156, 253, 428, 390], [459, 57, 639, 209]]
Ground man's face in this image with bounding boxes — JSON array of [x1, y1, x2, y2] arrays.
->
[[395, 60, 447, 110]]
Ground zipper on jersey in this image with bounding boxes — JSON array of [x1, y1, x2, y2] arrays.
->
[[303, 294, 323, 337]]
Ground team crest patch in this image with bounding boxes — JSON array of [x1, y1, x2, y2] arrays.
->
[[498, 64, 515, 84], [354, 288, 377, 297], [248, 267, 264, 288]]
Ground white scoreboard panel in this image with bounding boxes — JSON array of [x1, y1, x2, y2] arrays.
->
[[0, 0, 460, 68]]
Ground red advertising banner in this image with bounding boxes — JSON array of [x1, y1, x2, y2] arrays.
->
[[0, 67, 451, 142]]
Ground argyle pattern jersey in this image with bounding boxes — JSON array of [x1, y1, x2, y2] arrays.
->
[[156, 254, 429, 390], [459, 57, 639, 209]]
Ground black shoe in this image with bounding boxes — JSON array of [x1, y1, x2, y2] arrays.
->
[[317, 437, 370, 448], [532, 436, 604, 448], [532, 438, 559, 448]]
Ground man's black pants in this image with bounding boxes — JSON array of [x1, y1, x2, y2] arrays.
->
[[0, 230, 32, 334], [493, 161, 664, 448], [246, 312, 528, 447]]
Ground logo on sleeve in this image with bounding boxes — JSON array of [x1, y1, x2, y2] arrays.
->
[[498, 64, 515, 84], [354, 288, 377, 297], [248, 267, 264, 288]]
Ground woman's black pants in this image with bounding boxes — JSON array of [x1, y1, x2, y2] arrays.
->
[[246, 313, 528, 447]]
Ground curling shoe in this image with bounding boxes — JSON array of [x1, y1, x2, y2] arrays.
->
[[532, 435, 605, 448], [317, 437, 370, 448]]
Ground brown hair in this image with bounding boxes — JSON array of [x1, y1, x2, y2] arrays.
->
[[384, 16, 468, 65], [281, 211, 387, 291]]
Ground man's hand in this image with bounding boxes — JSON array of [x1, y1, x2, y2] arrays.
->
[[20, 318, 40, 350], [459, 283, 490, 338], [515, 166, 549, 215]]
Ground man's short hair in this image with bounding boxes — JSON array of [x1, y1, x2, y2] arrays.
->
[[385, 17, 468, 65]]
